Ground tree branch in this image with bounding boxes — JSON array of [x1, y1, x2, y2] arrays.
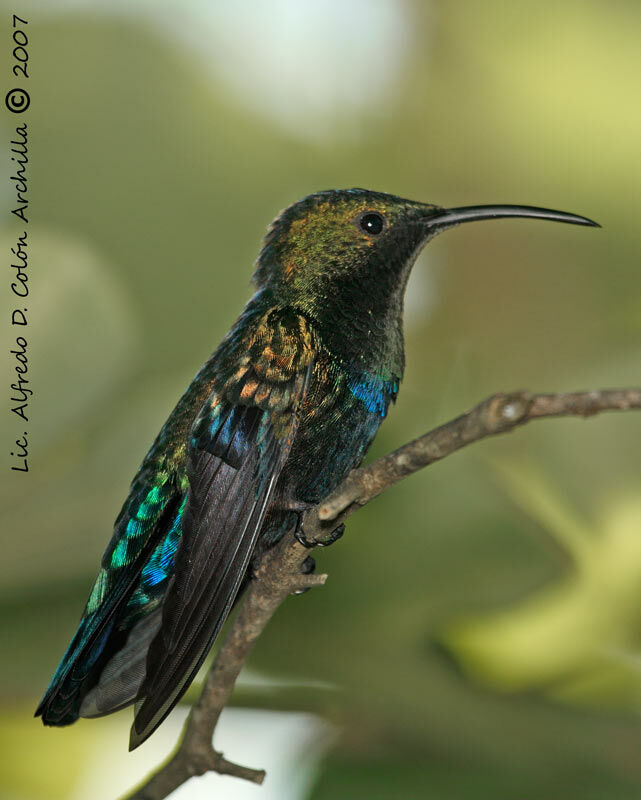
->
[[122, 387, 641, 800]]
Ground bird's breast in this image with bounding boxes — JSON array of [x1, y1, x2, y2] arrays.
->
[[279, 354, 398, 505]]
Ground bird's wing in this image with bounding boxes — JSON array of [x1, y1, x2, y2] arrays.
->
[[35, 462, 182, 725], [130, 309, 314, 748]]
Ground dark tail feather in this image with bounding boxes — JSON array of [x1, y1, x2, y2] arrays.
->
[[35, 619, 117, 726], [79, 609, 162, 718], [36, 490, 183, 726]]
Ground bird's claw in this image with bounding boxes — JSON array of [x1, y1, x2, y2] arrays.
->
[[316, 523, 345, 547], [294, 520, 345, 548]]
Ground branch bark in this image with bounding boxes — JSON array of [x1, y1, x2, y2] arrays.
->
[[122, 387, 641, 800]]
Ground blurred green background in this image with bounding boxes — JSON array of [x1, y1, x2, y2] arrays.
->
[[2, 1, 641, 798]]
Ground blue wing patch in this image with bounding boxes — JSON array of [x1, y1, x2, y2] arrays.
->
[[348, 372, 399, 417]]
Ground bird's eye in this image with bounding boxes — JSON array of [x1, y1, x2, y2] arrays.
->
[[358, 212, 385, 236]]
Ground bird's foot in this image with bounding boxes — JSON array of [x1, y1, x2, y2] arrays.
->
[[292, 555, 316, 595], [294, 519, 345, 549]]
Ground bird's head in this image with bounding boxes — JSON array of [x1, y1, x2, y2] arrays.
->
[[253, 188, 597, 356], [254, 188, 440, 299]]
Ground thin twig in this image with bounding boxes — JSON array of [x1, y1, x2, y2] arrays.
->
[[123, 387, 641, 800]]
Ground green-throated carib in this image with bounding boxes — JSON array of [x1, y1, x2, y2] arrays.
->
[[36, 188, 598, 748]]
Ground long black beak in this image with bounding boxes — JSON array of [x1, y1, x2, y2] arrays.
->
[[424, 204, 600, 231]]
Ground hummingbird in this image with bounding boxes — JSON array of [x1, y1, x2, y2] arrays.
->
[[36, 188, 597, 749]]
